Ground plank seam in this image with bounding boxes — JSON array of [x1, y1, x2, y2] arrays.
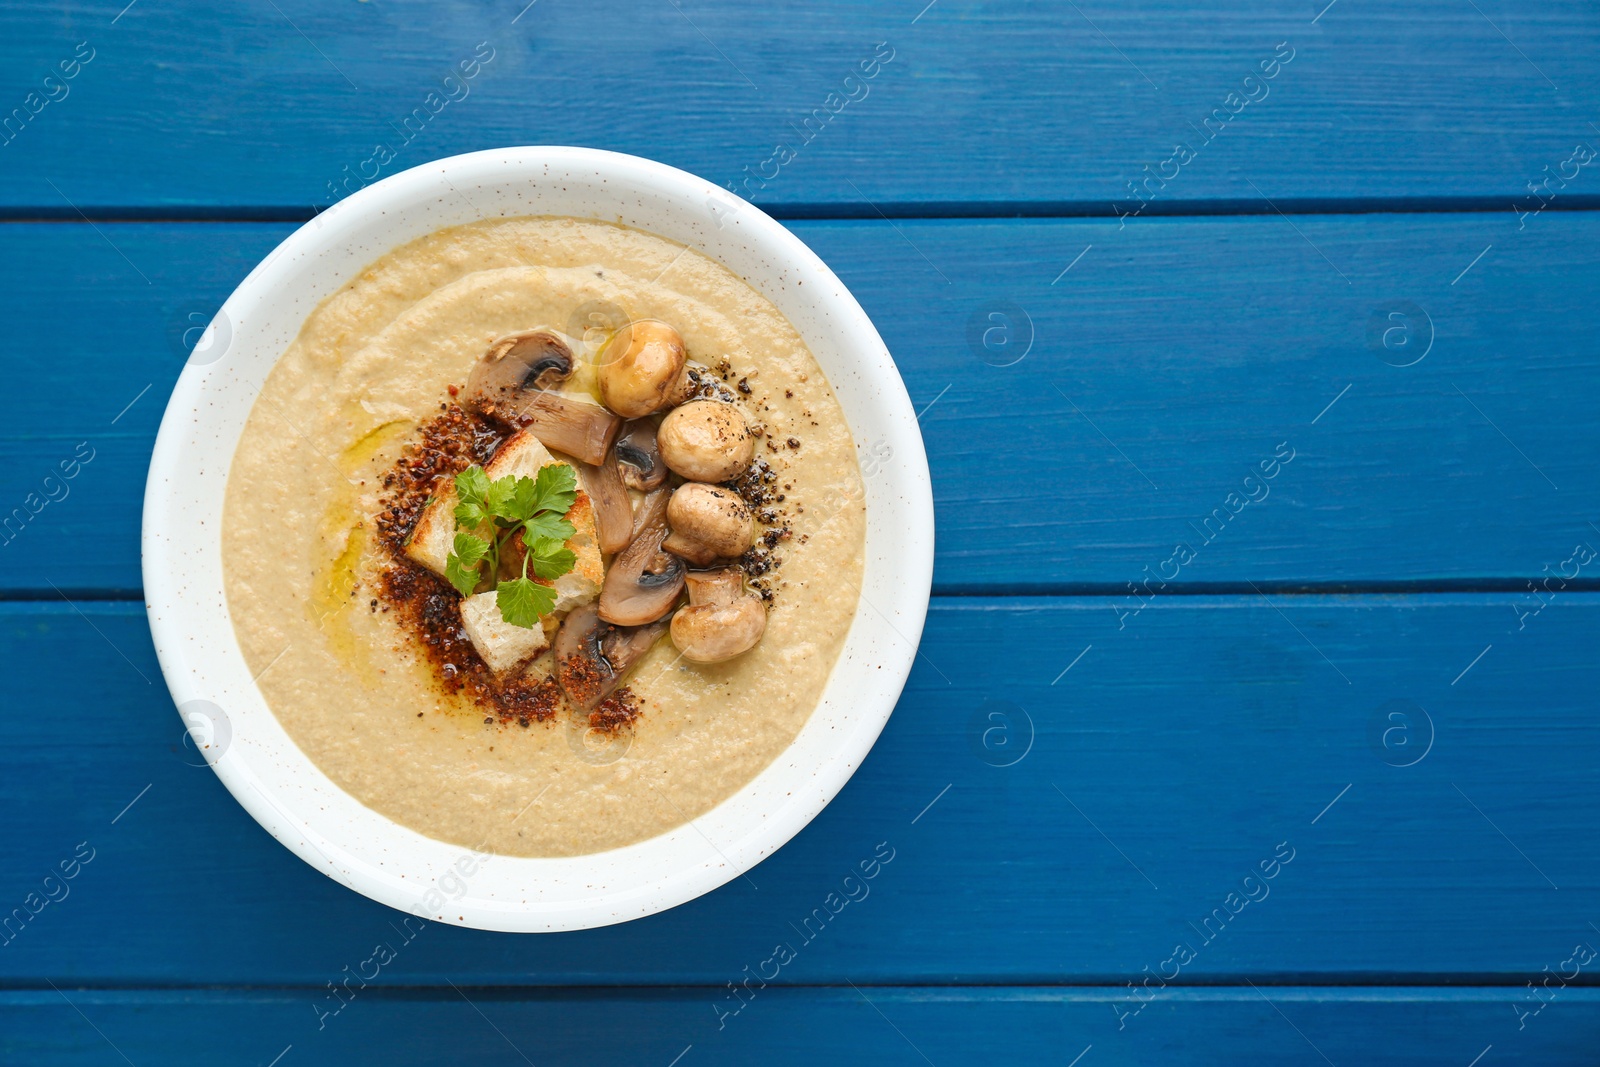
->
[[1, 981, 1597, 994], [7, 581, 1600, 603], [5, 198, 1600, 224]]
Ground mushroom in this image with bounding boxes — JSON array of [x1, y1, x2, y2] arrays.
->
[[489, 330, 575, 389], [461, 331, 622, 465], [508, 393, 623, 466], [578, 455, 633, 555], [462, 330, 574, 411], [554, 603, 669, 710], [657, 400, 755, 482], [669, 568, 767, 664], [614, 419, 668, 491], [663, 482, 753, 566], [598, 320, 688, 418], [597, 486, 686, 626]]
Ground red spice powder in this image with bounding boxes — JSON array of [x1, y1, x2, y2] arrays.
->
[[374, 403, 500, 555], [589, 687, 642, 732]]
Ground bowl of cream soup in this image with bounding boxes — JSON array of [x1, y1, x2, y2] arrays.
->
[[143, 147, 932, 931]]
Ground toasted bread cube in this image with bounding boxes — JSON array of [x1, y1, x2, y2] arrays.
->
[[559, 491, 605, 589], [459, 590, 549, 674], [484, 429, 557, 482], [499, 491, 604, 614], [403, 478, 459, 579], [405, 431, 560, 580], [404, 429, 603, 618], [548, 569, 600, 615], [493, 430, 603, 613], [548, 491, 603, 613]]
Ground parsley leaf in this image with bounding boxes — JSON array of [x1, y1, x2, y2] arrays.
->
[[522, 512, 577, 545], [486, 476, 531, 524], [531, 463, 579, 518], [506, 474, 542, 522], [497, 576, 557, 628], [455, 466, 490, 506], [526, 536, 577, 581], [444, 459, 581, 628], [444, 531, 490, 597], [454, 497, 490, 529], [453, 466, 492, 528]]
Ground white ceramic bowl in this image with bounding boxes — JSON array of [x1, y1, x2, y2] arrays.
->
[[142, 147, 933, 931]]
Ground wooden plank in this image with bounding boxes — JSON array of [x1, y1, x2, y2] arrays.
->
[[3, 215, 1598, 593], [3, 595, 1597, 984], [6, 987, 1597, 1066], [1, 1, 1598, 211]]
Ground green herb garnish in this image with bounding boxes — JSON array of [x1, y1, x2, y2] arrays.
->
[[443, 462, 579, 628]]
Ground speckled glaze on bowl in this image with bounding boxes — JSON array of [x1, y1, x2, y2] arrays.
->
[[141, 147, 933, 932]]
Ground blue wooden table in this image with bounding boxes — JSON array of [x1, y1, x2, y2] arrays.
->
[[4, 1, 1599, 1063]]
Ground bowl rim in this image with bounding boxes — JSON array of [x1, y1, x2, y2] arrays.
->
[[142, 146, 933, 931]]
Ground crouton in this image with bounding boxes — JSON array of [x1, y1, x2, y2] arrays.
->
[[459, 590, 549, 674], [547, 491, 603, 613], [406, 431, 562, 579], [403, 429, 603, 618], [483, 429, 557, 482], [403, 477, 460, 579], [499, 490, 603, 614]]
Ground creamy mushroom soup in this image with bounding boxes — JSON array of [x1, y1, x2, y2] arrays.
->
[[222, 216, 867, 857]]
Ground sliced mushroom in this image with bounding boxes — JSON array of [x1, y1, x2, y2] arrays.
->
[[554, 603, 669, 710], [670, 568, 767, 664], [490, 330, 575, 389], [657, 400, 755, 483], [615, 419, 667, 491], [463, 330, 574, 412], [482, 391, 621, 466], [663, 482, 753, 567], [598, 485, 686, 626], [598, 320, 688, 418], [461, 331, 621, 464], [578, 455, 633, 555], [629, 481, 670, 542]]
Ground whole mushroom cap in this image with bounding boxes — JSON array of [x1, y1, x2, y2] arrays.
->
[[670, 568, 766, 664], [657, 400, 755, 483], [598, 320, 687, 418], [664, 482, 752, 565]]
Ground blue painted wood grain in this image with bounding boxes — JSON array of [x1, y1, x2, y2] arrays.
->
[[7, 987, 1598, 1066], [3, 596, 1594, 984], [3, 0, 1600, 1060], [3, 215, 1597, 593], [0, 1, 1596, 212]]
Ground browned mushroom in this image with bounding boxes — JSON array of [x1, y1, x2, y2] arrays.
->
[[663, 482, 752, 566], [597, 486, 686, 626], [628, 481, 668, 542], [460, 331, 621, 465], [462, 330, 573, 412], [579, 455, 633, 555], [670, 568, 766, 663], [492, 330, 575, 388], [554, 603, 669, 710], [513, 393, 622, 466], [615, 419, 668, 491], [657, 400, 754, 482], [598, 320, 687, 417]]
